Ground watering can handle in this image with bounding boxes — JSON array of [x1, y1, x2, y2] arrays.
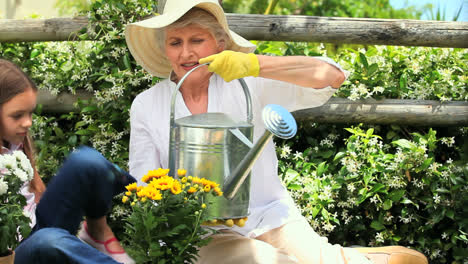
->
[[169, 63, 253, 126]]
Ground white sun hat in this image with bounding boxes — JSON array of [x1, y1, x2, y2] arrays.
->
[[125, 0, 257, 78]]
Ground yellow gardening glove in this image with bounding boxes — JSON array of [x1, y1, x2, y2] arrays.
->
[[199, 50, 260, 82]]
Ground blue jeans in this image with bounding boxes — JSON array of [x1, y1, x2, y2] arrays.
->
[[15, 146, 136, 264]]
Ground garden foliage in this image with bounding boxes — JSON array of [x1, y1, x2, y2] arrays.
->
[[0, 0, 466, 262]]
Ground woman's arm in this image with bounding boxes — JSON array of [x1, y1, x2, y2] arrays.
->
[[257, 55, 345, 89], [200, 51, 346, 88]]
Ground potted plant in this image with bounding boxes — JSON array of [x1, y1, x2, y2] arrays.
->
[[120, 168, 224, 264], [0, 151, 34, 264]]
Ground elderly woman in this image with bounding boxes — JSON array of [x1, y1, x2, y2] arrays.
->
[[125, 1, 428, 263]]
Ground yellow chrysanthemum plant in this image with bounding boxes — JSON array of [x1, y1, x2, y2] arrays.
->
[[120, 168, 225, 264]]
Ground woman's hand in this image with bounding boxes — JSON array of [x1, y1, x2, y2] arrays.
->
[[199, 50, 260, 82]]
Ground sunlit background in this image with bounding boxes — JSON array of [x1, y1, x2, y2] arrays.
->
[[1, 0, 467, 21]]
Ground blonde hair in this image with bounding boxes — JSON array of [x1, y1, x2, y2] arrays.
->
[[158, 7, 232, 54]]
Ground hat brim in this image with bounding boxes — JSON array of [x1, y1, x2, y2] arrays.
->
[[125, 1, 256, 78]]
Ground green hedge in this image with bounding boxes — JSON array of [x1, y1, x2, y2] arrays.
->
[[1, 0, 467, 262]]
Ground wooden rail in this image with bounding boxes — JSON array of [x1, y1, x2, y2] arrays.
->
[[38, 90, 468, 126], [293, 98, 468, 126], [1, 15, 467, 48]]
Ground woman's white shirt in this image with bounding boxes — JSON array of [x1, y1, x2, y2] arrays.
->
[[129, 57, 346, 237]]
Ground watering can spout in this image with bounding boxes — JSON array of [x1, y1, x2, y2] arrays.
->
[[223, 104, 297, 200]]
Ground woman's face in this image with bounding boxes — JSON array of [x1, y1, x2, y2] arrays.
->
[[0, 88, 37, 145], [165, 24, 223, 82]]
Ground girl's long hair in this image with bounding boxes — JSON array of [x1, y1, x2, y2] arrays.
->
[[0, 58, 43, 193]]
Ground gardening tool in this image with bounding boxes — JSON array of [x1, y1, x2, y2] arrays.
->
[[169, 63, 297, 220]]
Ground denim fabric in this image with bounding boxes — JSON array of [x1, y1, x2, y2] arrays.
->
[[15, 146, 136, 264], [15, 228, 119, 264]]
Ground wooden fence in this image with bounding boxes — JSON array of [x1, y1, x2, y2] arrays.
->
[[1, 13, 468, 126]]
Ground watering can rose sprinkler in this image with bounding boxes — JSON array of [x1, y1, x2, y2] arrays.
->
[[169, 63, 297, 227]]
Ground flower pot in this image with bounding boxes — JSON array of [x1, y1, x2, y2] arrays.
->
[[0, 251, 14, 264]]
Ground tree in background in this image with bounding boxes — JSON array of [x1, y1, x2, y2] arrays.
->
[[223, 0, 425, 19], [54, 0, 93, 16]]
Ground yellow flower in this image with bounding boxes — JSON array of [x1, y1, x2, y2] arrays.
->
[[171, 181, 182, 195], [177, 169, 187, 177], [213, 187, 223, 196], [187, 186, 197, 194], [202, 179, 219, 188], [142, 168, 170, 183], [203, 185, 211, 192], [145, 188, 162, 201], [201, 203, 207, 209], [149, 175, 175, 191], [137, 189, 145, 197], [125, 191, 132, 196], [140, 197, 147, 203], [122, 196, 129, 203], [191, 177, 202, 184], [125, 182, 137, 192], [181, 177, 187, 183], [131, 202, 136, 206]]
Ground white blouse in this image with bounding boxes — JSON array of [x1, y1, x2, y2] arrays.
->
[[129, 57, 347, 237]]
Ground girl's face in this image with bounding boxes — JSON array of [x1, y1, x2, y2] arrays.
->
[[165, 24, 223, 82], [0, 88, 37, 145]]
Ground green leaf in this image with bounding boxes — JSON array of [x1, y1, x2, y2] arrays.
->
[[53, 127, 64, 138], [389, 189, 405, 202], [75, 129, 93, 136], [386, 130, 397, 140], [321, 208, 330, 220], [30, 49, 40, 59], [81, 105, 98, 113], [399, 73, 407, 89], [383, 199, 393, 210], [359, 52, 369, 69], [418, 157, 433, 170], [333, 151, 346, 161], [401, 198, 419, 209], [367, 63, 378, 76], [446, 210, 455, 220], [370, 183, 386, 193], [392, 139, 416, 149], [75, 121, 87, 128], [312, 206, 321, 218], [68, 135, 78, 145], [316, 161, 327, 177], [287, 184, 302, 190], [124, 54, 132, 70], [61, 61, 74, 72], [370, 220, 385, 231]]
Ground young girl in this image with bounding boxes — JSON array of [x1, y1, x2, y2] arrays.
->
[[0, 58, 135, 264]]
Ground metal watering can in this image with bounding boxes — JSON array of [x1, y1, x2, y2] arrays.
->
[[169, 63, 297, 220]]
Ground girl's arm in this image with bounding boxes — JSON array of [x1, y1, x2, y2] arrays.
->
[[257, 55, 345, 89]]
